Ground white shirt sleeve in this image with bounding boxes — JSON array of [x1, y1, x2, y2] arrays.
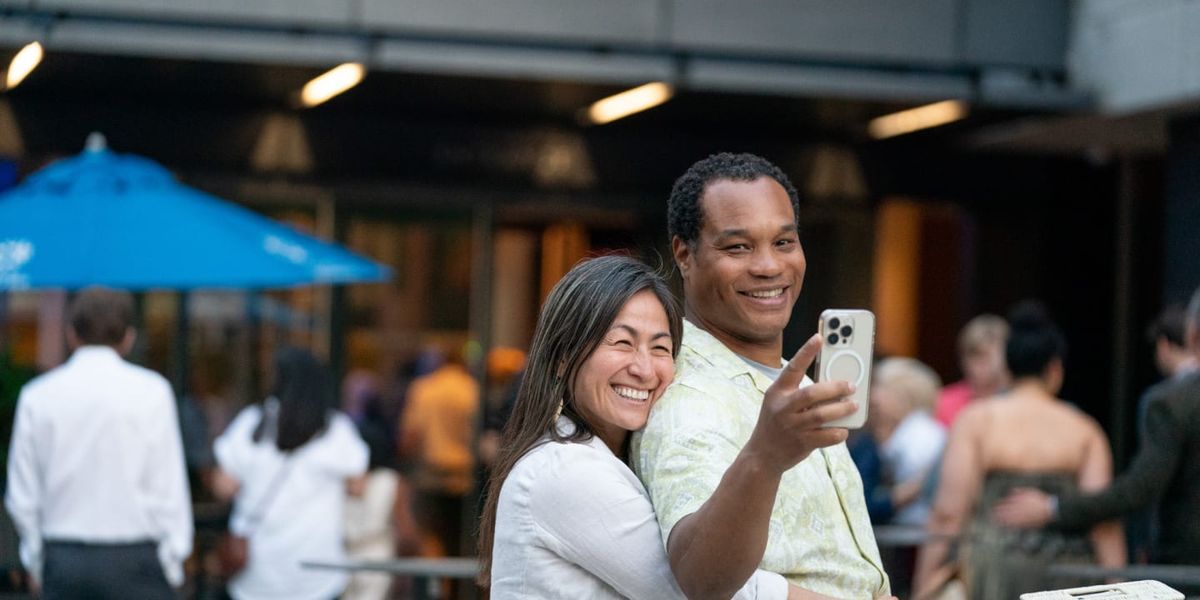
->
[[529, 444, 790, 600], [4, 388, 43, 584], [213, 406, 261, 480], [530, 444, 686, 599], [143, 381, 193, 583], [735, 570, 790, 599]]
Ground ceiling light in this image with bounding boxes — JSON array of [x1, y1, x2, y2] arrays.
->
[[5, 42, 44, 91], [585, 82, 674, 125], [299, 63, 365, 108], [868, 100, 968, 139]]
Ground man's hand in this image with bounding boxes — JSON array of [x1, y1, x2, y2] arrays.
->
[[991, 487, 1054, 528], [746, 334, 856, 474], [207, 468, 241, 502]]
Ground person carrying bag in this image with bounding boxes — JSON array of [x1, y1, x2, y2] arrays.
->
[[217, 461, 292, 578]]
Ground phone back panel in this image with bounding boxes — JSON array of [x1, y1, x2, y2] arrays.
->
[[815, 309, 875, 429]]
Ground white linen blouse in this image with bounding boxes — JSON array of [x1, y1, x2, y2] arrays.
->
[[490, 417, 787, 599]]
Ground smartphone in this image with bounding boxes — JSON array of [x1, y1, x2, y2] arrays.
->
[[814, 309, 875, 429]]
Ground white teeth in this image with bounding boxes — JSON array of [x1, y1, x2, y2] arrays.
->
[[613, 386, 650, 401], [747, 289, 783, 298]]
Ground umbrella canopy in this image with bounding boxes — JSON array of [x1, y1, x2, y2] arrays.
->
[[0, 136, 391, 290]]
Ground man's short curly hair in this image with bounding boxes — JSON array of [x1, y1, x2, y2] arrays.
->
[[667, 152, 801, 246]]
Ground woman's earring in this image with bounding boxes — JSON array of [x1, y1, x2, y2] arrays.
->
[[553, 399, 564, 421]]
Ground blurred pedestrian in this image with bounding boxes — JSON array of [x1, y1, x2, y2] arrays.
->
[[1139, 304, 1197, 436], [934, 314, 1010, 427], [915, 302, 1124, 600], [341, 369, 395, 472], [478, 348, 525, 469], [212, 348, 368, 600], [399, 347, 479, 559], [869, 357, 946, 526], [479, 368, 521, 469], [994, 286, 1200, 567], [343, 408, 419, 600], [5, 287, 192, 598]]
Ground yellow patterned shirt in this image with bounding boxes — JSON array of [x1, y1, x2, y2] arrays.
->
[[633, 320, 890, 599]]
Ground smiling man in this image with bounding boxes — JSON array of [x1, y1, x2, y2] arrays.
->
[[634, 153, 890, 599]]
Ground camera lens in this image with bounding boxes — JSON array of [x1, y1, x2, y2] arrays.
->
[[827, 333, 839, 345], [828, 317, 841, 330], [841, 326, 853, 338]]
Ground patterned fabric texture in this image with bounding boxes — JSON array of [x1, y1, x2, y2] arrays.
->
[[633, 320, 890, 599]]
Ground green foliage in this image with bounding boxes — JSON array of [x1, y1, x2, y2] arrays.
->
[[0, 351, 36, 490]]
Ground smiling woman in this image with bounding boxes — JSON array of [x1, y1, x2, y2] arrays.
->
[[476, 255, 789, 599]]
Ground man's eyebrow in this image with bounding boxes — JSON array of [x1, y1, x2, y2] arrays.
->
[[713, 223, 798, 240], [714, 228, 748, 240]]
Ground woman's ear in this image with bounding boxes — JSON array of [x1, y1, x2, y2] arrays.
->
[[1043, 357, 1065, 395]]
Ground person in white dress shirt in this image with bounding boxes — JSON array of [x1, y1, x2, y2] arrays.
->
[[477, 255, 791, 599], [5, 287, 192, 598], [211, 348, 368, 600]]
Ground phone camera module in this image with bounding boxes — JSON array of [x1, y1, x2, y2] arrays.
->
[[827, 333, 840, 345], [840, 326, 853, 338], [828, 317, 841, 330]]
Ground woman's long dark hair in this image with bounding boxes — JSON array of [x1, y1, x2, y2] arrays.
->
[[253, 347, 333, 452], [476, 255, 682, 585]]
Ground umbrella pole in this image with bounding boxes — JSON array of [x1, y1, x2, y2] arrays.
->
[[246, 290, 261, 402], [172, 291, 190, 399], [131, 292, 148, 365], [0, 290, 8, 356]]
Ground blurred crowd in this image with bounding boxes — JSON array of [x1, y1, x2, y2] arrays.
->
[[850, 299, 1200, 599], [1, 286, 522, 600], [3, 154, 1200, 600]]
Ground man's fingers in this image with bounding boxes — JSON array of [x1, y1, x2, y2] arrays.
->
[[777, 380, 854, 413], [991, 492, 1047, 528], [772, 334, 822, 391], [803, 426, 849, 449], [799, 397, 857, 427], [775, 394, 856, 430]]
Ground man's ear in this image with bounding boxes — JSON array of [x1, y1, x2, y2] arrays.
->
[[118, 327, 137, 357], [671, 236, 692, 278]]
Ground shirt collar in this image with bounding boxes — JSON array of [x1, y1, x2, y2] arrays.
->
[[67, 345, 124, 365], [681, 319, 780, 394], [552, 416, 615, 455]]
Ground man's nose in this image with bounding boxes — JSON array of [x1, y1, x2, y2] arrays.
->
[[748, 246, 782, 276]]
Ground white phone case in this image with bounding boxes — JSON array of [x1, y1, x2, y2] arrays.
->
[[814, 309, 875, 429]]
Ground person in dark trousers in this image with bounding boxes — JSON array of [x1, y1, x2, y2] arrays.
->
[[994, 284, 1200, 567], [5, 287, 192, 598]]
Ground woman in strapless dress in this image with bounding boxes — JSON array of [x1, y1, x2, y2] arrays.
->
[[914, 302, 1126, 600]]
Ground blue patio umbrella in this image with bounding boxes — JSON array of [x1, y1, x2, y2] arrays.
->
[[0, 135, 391, 290]]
